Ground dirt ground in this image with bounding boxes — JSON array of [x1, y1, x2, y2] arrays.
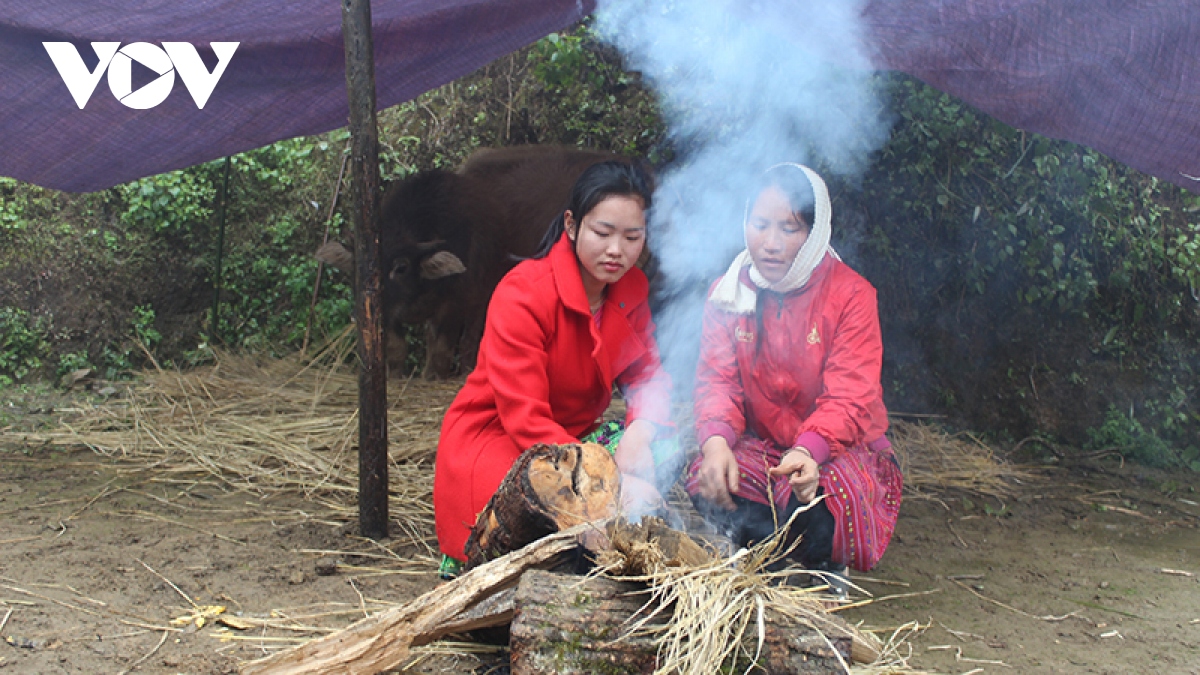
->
[[2, 414, 1199, 674]]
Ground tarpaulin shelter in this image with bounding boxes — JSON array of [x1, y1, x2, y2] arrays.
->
[[0, 0, 1198, 194]]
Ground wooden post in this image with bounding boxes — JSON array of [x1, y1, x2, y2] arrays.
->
[[341, 0, 388, 540]]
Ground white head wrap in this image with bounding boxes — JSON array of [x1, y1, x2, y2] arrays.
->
[[708, 163, 838, 314]]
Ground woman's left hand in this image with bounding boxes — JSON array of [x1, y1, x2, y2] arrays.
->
[[613, 419, 656, 485], [768, 447, 820, 503]]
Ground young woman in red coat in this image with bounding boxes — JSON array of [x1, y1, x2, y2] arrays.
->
[[434, 161, 673, 574], [686, 163, 902, 594]]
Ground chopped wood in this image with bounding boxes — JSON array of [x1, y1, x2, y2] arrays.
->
[[465, 442, 620, 568], [239, 521, 603, 675], [599, 515, 713, 575], [510, 570, 855, 675]]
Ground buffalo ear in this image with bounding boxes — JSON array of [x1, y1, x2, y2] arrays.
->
[[420, 251, 466, 279], [315, 241, 354, 272]]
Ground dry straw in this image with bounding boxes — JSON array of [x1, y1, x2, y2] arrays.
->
[[600, 508, 933, 675], [888, 419, 1039, 501], [24, 328, 451, 528]]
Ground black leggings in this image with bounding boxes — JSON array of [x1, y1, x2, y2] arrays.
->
[[692, 491, 837, 571]]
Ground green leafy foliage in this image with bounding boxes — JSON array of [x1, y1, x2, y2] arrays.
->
[[858, 74, 1200, 463], [56, 350, 92, 379], [119, 166, 218, 233], [0, 177, 62, 234], [131, 305, 161, 349], [1085, 406, 1189, 469], [0, 307, 50, 385]]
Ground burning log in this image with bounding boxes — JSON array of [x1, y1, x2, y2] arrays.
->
[[510, 570, 857, 675], [465, 442, 620, 567]]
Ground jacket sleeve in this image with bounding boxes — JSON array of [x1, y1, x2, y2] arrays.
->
[[692, 299, 746, 448], [796, 282, 883, 461], [480, 273, 577, 449], [615, 300, 673, 429]]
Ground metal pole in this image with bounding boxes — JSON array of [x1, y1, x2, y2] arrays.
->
[[341, 0, 389, 540]]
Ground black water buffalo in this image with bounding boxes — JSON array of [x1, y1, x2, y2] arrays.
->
[[318, 145, 622, 378]]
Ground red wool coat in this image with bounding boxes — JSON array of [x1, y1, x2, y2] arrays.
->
[[434, 233, 672, 561], [694, 254, 888, 465]]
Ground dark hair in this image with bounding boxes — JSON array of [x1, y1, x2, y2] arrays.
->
[[749, 164, 816, 233], [533, 160, 654, 259]]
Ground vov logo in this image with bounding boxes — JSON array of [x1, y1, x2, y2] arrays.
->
[[43, 42, 239, 110]]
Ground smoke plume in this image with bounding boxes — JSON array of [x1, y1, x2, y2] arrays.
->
[[595, 0, 892, 394]]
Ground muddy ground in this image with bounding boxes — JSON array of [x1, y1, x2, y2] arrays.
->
[[1, 412, 1198, 674]]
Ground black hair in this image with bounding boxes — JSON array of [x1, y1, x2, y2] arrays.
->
[[749, 164, 816, 233], [533, 160, 654, 259]]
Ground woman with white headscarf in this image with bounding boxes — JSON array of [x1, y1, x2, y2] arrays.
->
[[686, 164, 902, 595]]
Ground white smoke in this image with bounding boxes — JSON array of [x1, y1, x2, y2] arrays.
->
[[595, 0, 891, 392]]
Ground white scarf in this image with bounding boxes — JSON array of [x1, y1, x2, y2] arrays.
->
[[709, 163, 838, 314]]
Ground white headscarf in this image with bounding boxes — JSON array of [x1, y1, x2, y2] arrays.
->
[[708, 163, 838, 314]]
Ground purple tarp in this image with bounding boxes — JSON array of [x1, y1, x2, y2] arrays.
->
[[865, 0, 1200, 194], [1, 0, 1197, 194], [0, 0, 593, 192]]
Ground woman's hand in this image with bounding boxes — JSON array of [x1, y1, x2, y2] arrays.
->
[[613, 419, 656, 485], [768, 447, 820, 503], [619, 473, 664, 519], [697, 436, 740, 511]]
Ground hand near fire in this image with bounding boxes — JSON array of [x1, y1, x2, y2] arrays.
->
[[614, 419, 662, 518], [613, 419, 657, 484], [696, 436, 740, 511], [768, 447, 820, 503]]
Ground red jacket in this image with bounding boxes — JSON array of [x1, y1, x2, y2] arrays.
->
[[695, 254, 887, 464], [434, 233, 672, 560]]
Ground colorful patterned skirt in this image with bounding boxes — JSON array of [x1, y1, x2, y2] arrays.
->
[[685, 435, 902, 572]]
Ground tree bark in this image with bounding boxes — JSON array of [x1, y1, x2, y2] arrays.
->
[[465, 442, 620, 567], [341, 0, 388, 540]]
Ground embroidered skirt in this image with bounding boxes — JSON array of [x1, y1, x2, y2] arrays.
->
[[685, 435, 902, 572]]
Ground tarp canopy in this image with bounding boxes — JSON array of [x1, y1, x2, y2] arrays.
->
[[1, 0, 1197, 194]]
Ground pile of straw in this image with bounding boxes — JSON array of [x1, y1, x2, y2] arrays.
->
[[603, 511, 931, 675], [24, 331, 453, 525], [888, 419, 1038, 500]]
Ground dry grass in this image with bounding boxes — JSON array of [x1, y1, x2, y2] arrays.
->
[[601, 508, 934, 675], [24, 331, 1031, 518], [889, 419, 1040, 501], [21, 329, 452, 529]]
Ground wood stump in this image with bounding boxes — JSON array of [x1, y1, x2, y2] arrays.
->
[[510, 570, 856, 675], [465, 442, 620, 568]]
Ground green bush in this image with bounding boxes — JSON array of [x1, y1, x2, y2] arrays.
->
[[859, 74, 1200, 460], [56, 351, 93, 379], [119, 166, 218, 234], [0, 307, 50, 385], [1085, 406, 1194, 470]]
